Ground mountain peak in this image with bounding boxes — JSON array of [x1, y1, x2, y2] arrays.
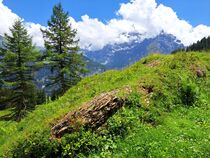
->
[[85, 33, 184, 69]]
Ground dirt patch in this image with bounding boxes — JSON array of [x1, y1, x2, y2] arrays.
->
[[146, 60, 161, 68]]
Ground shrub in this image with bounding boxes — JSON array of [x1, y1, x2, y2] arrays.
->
[[5, 129, 117, 158], [179, 79, 199, 107], [61, 130, 116, 157], [4, 131, 60, 158]]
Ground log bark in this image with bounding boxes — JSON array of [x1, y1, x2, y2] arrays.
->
[[51, 91, 124, 138]]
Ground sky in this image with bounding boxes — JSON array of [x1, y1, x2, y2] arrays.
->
[[0, 0, 210, 50]]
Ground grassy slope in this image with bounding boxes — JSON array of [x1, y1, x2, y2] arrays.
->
[[0, 52, 209, 157]]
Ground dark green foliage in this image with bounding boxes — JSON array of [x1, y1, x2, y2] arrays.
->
[[41, 3, 86, 97], [60, 130, 115, 157], [0, 88, 13, 110], [36, 89, 47, 105], [179, 79, 199, 107], [5, 131, 60, 158], [125, 92, 142, 108], [173, 36, 210, 53], [0, 20, 43, 121], [186, 36, 210, 51], [6, 129, 116, 158]]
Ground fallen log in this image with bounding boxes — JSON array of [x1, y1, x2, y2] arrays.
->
[[51, 91, 124, 138]]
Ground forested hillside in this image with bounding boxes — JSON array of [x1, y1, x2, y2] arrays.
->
[[186, 36, 210, 51], [173, 36, 210, 53]]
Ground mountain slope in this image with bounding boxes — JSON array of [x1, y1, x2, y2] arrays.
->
[[35, 56, 105, 94], [85, 33, 184, 69], [0, 52, 209, 157]]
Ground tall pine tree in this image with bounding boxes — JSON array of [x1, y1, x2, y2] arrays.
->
[[41, 3, 86, 98], [0, 20, 41, 121]]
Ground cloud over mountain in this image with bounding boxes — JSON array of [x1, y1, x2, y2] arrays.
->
[[70, 0, 210, 50], [0, 0, 210, 50]]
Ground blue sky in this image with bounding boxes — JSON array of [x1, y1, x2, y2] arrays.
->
[[156, 0, 210, 26], [3, 0, 210, 26], [1, 0, 210, 50], [3, 0, 129, 25]]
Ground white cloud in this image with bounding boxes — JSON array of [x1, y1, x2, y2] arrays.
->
[[70, 0, 210, 50], [70, 15, 137, 50], [0, 0, 44, 47], [1, 0, 210, 50], [0, 1, 19, 35], [151, 4, 210, 45], [25, 22, 45, 47]]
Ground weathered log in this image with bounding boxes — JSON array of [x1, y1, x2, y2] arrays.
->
[[51, 91, 124, 138]]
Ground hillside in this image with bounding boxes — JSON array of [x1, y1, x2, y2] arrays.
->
[[0, 52, 209, 157]]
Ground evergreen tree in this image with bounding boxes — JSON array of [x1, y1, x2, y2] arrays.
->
[[0, 20, 41, 121], [186, 36, 210, 52], [41, 3, 86, 97]]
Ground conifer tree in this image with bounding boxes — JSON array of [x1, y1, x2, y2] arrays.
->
[[186, 36, 210, 51], [41, 3, 86, 97], [0, 19, 41, 121]]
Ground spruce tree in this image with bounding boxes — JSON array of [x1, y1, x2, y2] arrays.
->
[[41, 3, 86, 97], [0, 19, 41, 121], [186, 36, 210, 52]]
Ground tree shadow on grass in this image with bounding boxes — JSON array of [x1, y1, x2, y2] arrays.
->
[[0, 108, 20, 121], [0, 113, 16, 121]]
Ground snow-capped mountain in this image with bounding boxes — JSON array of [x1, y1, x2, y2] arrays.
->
[[85, 32, 184, 69]]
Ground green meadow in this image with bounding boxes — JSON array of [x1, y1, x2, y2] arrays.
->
[[0, 52, 209, 157]]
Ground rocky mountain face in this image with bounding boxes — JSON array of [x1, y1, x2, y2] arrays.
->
[[85, 33, 184, 69], [34, 56, 105, 95], [0, 35, 3, 48]]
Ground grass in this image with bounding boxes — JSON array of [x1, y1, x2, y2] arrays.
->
[[0, 52, 209, 157], [109, 107, 210, 158]]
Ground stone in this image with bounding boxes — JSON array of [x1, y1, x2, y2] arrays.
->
[[51, 91, 124, 138], [142, 85, 154, 94], [196, 69, 206, 78]]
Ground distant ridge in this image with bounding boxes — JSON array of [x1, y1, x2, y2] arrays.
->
[[85, 32, 184, 69]]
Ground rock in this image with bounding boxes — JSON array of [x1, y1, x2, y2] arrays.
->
[[142, 85, 154, 94], [51, 91, 124, 138], [196, 69, 206, 78]]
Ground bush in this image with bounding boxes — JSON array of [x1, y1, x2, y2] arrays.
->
[[4, 129, 117, 158], [179, 79, 199, 107], [61, 130, 116, 157], [4, 131, 60, 158]]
